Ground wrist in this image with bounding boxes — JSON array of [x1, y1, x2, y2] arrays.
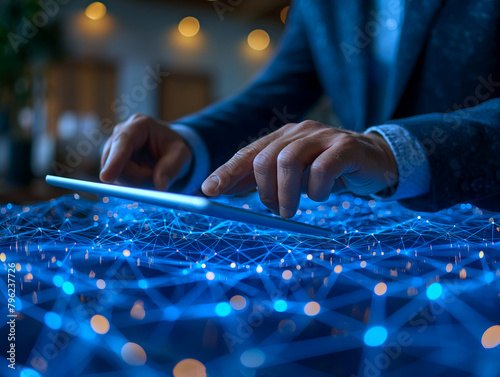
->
[[365, 131, 399, 191]]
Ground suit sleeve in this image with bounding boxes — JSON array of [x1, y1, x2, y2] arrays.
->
[[394, 98, 500, 212], [175, 1, 323, 171]]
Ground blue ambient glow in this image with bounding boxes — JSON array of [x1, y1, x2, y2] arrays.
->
[[426, 283, 443, 300], [215, 302, 232, 317]]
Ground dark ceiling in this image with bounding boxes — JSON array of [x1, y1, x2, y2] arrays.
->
[[141, 0, 290, 22]]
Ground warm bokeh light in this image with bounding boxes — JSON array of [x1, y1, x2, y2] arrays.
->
[[446, 263, 453, 273], [280, 6, 289, 24], [481, 325, 500, 349], [121, 342, 147, 366], [85, 2, 107, 21], [96, 279, 106, 289], [130, 302, 146, 320], [334, 265, 342, 274], [247, 29, 270, 51], [0, 253, 5, 262], [206, 271, 215, 280], [173, 358, 207, 377], [304, 301, 320, 316], [282, 269, 292, 280], [178, 16, 200, 37], [229, 295, 247, 310], [360, 261, 367, 268], [123, 249, 130, 257], [90, 314, 110, 334], [374, 282, 387, 296], [479, 251, 484, 258]]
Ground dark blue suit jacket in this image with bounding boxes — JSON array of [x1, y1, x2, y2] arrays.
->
[[178, 0, 500, 212]]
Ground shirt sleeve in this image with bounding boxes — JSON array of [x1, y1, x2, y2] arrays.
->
[[169, 124, 211, 195], [365, 124, 431, 201]]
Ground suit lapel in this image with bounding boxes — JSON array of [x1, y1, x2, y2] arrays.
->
[[388, 0, 446, 117]]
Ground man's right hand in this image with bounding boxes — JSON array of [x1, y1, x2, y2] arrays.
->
[[100, 114, 193, 191]]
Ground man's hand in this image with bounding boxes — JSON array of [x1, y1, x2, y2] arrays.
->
[[100, 114, 192, 190], [201, 120, 398, 219]]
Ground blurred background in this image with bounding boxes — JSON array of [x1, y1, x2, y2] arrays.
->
[[0, 0, 294, 203]]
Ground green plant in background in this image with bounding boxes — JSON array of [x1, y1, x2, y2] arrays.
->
[[0, 0, 61, 136]]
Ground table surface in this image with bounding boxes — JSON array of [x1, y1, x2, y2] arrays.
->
[[0, 192, 499, 377]]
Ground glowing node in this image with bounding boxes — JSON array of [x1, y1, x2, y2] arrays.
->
[[282, 270, 292, 280], [360, 261, 367, 268], [62, 281, 75, 295], [131, 303, 146, 320], [0, 253, 6, 262], [274, 300, 287, 312], [85, 2, 107, 21], [306, 254, 313, 260], [256, 265, 263, 273], [206, 271, 215, 280], [247, 29, 270, 51], [446, 263, 453, 273], [53, 275, 64, 287], [123, 249, 131, 257], [121, 342, 147, 366], [374, 282, 387, 296], [481, 325, 500, 349], [44, 312, 62, 330], [215, 302, 231, 317], [20, 368, 41, 377], [304, 301, 320, 316], [173, 358, 206, 377], [96, 279, 106, 289], [178, 16, 200, 37], [364, 326, 388, 347], [230, 262, 237, 268], [240, 348, 266, 368], [485, 272, 494, 283], [16, 263, 21, 271], [426, 282, 443, 300], [334, 265, 342, 274], [230, 295, 247, 310], [91, 314, 110, 334], [138, 279, 148, 289], [164, 306, 180, 321], [479, 251, 484, 258]]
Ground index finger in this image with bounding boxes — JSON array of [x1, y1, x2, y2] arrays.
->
[[100, 132, 145, 183], [201, 133, 279, 196]]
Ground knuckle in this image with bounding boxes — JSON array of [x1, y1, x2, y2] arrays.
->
[[338, 133, 359, 149], [129, 113, 149, 122], [253, 151, 274, 172], [277, 149, 298, 169], [310, 161, 331, 178]]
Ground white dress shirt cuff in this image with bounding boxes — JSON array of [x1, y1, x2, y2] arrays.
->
[[365, 124, 431, 201]]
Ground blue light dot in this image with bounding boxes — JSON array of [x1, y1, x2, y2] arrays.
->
[[138, 279, 148, 289], [62, 281, 75, 295], [215, 302, 232, 317], [182, 269, 188, 275], [20, 368, 41, 377], [485, 272, 494, 284], [426, 283, 443, 300], [164, 306, 180, 321], [364, 326, 388, 347], [53, 275, 64, 287], [56, 261, 62, 267], [274, 300, 287, 312], [44, 312, 62, 330]]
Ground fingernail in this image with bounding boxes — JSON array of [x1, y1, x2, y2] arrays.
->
[[280, 206, 294, 219], [202, 176, 220, 194]]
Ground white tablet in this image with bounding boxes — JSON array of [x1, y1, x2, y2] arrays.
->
[[45, 175, 332, 237]]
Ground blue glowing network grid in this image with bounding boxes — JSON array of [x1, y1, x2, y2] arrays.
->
[[1, 192, 499, 377]]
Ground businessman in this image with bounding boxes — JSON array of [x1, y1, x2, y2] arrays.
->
[[100, 0, 500, 218]]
